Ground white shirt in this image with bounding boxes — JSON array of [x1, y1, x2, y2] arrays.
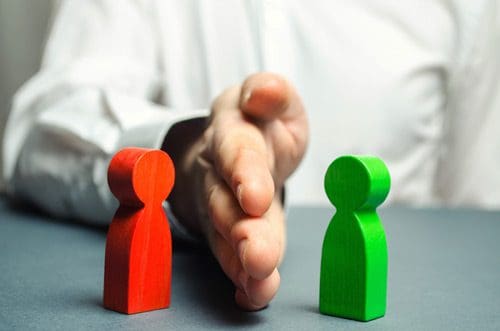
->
[[3, 0, 500, 226]]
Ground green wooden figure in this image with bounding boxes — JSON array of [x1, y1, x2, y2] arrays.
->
[[320, 155, 390, 321]]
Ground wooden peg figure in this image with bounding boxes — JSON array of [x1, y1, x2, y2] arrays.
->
[[320, 155, 390, 321], [103, 148, 175, 314]]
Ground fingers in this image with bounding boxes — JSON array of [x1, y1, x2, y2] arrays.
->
[[208, 73, 308, 217], [197, 72, 306, 311], [205, 167, 281, 279], [206, 225, 281, 310], [205, 227, 243, 287], [215, 126, 274, 217], [241, 73, 309, 178], [235, 269, 280, 310], [209, 90, 275, 217], [229, 200, 284, 280], [240, 73, 290, 121], [207, 222, 280, 311], [203, 166, 285, 310], [240, 72, 304, 123]]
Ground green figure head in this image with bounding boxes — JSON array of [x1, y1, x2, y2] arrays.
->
[[324, 155, 391, 211]]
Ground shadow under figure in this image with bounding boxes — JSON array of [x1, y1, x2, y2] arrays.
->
[[320, 155, 391, 322]]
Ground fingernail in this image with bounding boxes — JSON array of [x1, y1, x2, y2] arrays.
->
[[242, 89, 252, 106], [238, 270, 249, 292], [236, 184, 244, 206], [238, 239, 248, 266]]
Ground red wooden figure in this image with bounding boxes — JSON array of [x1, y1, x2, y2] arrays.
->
[[103, 147, 175, 314]]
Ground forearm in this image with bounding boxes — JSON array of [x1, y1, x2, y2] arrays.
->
[[6, 89, 206, 224]]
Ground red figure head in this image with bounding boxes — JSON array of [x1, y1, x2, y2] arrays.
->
[[108, 148, 175, 207]]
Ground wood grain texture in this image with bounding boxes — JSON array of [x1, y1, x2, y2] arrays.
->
[[103, 147, 175, 314], [320, 155, 390, 321]]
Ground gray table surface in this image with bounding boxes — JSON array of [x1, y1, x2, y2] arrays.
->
[[1, 199, 500, 331]]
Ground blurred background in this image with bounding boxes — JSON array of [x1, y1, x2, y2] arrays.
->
[[1, 1, 499, 209], [0, 0, 51, 191]]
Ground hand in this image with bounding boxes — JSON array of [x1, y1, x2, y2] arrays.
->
[[169, 72, 308, 310]]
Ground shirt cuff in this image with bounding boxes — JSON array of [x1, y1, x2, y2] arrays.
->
[[163, 201, 203, 244]]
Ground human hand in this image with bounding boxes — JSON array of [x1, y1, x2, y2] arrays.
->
[[169, 72, 308, 310]]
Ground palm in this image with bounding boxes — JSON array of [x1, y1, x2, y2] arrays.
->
[[175, 72, 309, 310]]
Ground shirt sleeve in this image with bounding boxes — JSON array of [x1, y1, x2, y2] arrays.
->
[[2, 0, 209, 226]]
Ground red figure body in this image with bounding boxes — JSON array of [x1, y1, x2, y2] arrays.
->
[[103, 148, 175, 314]]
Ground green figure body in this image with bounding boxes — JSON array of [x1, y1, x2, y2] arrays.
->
[[320, 155, 390, 321]]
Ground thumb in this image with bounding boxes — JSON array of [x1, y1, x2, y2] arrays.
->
[[239, 72, 296, 122]]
